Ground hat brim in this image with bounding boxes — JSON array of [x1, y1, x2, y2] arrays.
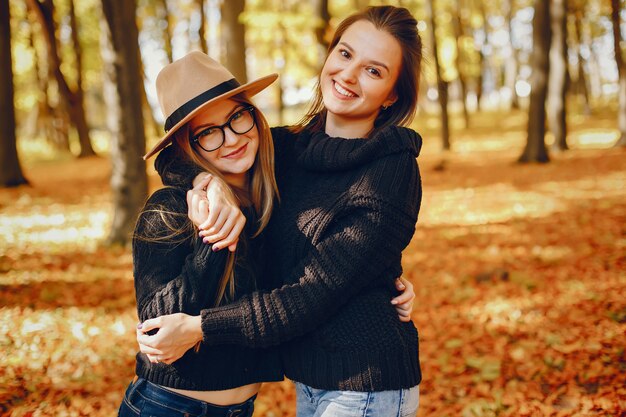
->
[[143, 73, 278, 160]]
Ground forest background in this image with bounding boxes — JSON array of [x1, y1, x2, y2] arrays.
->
[[0, 0, 624, 416]]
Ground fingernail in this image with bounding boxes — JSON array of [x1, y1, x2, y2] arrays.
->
[[398, 284, 405, 289], [391, 300, 398, 305], [137, 322, 143, 329], [212, 245, 219, 252]]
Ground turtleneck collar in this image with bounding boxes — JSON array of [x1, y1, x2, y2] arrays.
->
[[295, 125, 422, 172]]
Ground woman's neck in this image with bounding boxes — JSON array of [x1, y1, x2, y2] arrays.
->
[[324, 113, 375, 139], [224, 173, 246, 189]]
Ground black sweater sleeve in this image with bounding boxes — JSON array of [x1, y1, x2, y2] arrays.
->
[[154, 146, 205, 189], [133, 188, 228, 321], [197, 155, 421, 348]]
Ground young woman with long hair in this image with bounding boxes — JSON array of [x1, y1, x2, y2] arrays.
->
[[118, 53, 285, 417], [137, 6, 423, 416]]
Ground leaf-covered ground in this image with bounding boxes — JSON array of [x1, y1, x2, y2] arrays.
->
[[1, 110, 624, 416]]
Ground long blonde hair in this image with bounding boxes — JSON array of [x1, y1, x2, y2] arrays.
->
[[146, 94, 278, 307]]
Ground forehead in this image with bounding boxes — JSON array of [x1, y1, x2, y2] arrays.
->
[[339, 20, 402, 69], [190, 99, 240, 128]]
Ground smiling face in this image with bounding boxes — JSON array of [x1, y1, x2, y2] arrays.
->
[[320, 20, 402, 136], [188, 99, 259, 187]]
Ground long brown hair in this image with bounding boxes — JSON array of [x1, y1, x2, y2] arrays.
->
[[144, 94, 278, 307], [294, 6, 422, 137]]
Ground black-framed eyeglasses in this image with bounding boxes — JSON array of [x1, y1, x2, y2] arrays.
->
[[190, 106, 256, 152]]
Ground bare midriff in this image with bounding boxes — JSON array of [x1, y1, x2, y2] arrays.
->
[[162, 382, 261, 405]]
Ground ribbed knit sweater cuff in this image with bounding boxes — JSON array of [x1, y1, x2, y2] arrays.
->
[[200, 302, 248, 345]]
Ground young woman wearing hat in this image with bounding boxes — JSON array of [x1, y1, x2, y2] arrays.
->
[[136, 6, 423, 417], [117, 53, 284, 417]]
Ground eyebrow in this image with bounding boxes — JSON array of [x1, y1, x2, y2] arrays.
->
[[338, 41, 390, 72], [192, 104, 246, 133]]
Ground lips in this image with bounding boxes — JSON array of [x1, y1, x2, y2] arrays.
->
[[333, 81, 358, 98], [223, 143, 248, 158]]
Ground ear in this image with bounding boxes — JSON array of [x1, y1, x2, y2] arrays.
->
[[383, 91, 398, 108]]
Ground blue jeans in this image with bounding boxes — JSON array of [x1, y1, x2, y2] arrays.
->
[[295, 382, 419, 417], [118, 378, 256, 417]]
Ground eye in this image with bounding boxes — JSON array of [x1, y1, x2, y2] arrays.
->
[[367, 67, 381, 77], [231, 109, 245, 120], [339, 49, 351, 59], [195, 127, 218, 139]]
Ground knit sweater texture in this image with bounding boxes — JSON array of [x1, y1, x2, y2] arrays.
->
[[156, 124, 423, 391], [132, 187, 283, 390]]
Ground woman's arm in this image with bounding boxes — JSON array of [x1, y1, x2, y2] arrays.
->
[[155, 146, 245, 252], [133, 188, 228, 322]]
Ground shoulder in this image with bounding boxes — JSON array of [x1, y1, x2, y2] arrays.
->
[[351, 149, 421, 213], [144, 187, 187, 211], [377, 125, 423, 158], [270, 126, 297, 144]]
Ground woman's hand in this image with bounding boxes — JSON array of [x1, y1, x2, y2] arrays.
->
[[136, 313, 203, 365], [187, 175, 213, 228], [188, 173, 246, 252], [391, 277, 415, 322]]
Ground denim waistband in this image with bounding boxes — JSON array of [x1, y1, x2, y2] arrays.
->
[[127, 378, 256, 417]]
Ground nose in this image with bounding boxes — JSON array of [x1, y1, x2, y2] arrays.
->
[[223, 127, 239, 146], [338, 62, 358, 84]]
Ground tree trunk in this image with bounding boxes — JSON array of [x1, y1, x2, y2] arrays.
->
[[428, 0, 451, 150], [221, 0, 247, 83], [68, 0, 95, 157], [26, 0, 94, 157], [101, 0, 148, 246], [504, 0, 520, 109], [611, 0, 626, 146], [197, 0, 207, 54], [474, 0, 490, 110], [574, 11, 591, 114], [27, 11, 70, 150], [140, 60, 162, 139], [519, 0, 550, 163], [315, 0, 330, 52], [548, 0, 568, 151], [454, 0, 470, 128], [158, 0, 174, 63], [0, 0, 28, 187]]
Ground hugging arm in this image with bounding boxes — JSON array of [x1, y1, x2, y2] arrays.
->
[[133, 189, 228, 322], [155, 146, 245, 252]]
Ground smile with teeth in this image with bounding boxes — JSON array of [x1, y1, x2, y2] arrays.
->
[[333, 81, 357, 98]]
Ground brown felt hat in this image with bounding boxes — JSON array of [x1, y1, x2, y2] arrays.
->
[[143, 51, 278, 160]]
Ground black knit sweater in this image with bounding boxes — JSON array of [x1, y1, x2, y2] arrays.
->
[[132, 187, 283, 390], [156, 125, 423, 391]]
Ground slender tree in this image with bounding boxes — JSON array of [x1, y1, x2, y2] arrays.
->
[[315, 0, 330, 52], [453, 0, 470, 127], [573, 8, 591, 114], [158, 0, 174, 63], [0, 0, 28, 187], [68, 0, 96, 156], [197, 0, 207, 54], [519, 0, 551, 163], [428, 0, 451, 150], [611, 0, 626, 146], [101, 0, 148, 245], [475, 0, 490, 110], [504, 0, 520, 109], [26, 0, 95, 157], [547, 0, 568, 151], [221, 0, 247, 82]]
